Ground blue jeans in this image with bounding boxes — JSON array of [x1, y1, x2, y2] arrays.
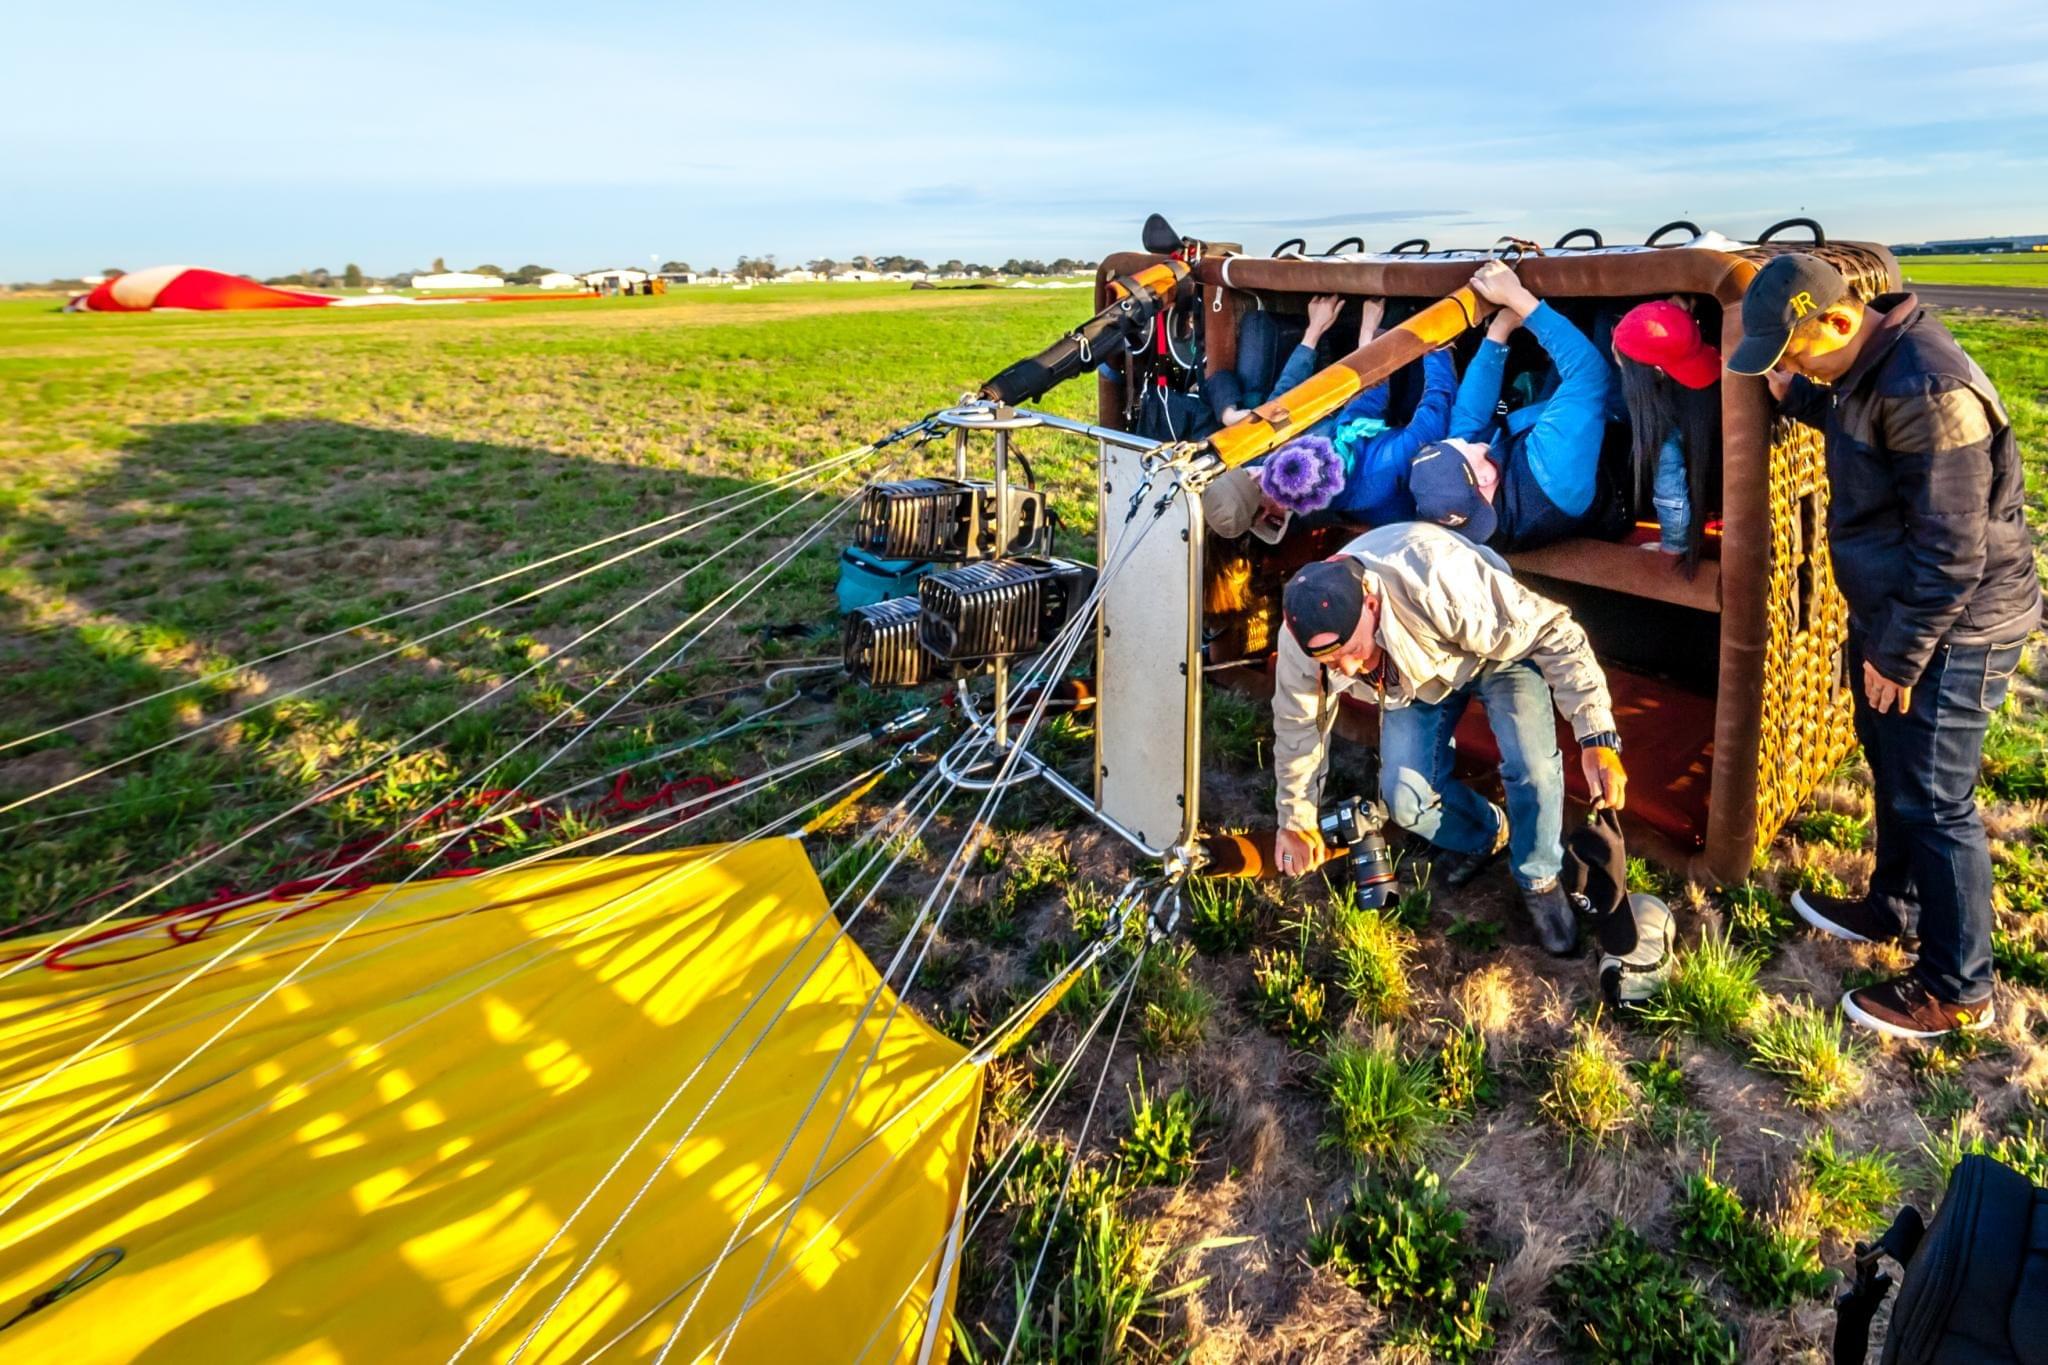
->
[[1652, 430, 1690, 553], [1850, 630, 2024, 1003], [1377, 660, 1565, 889]]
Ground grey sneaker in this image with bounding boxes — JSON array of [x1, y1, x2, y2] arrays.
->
[[1522, 878, 1579, 957]]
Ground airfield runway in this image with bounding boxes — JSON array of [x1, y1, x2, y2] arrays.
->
[[1910, 283, 2048, 316]]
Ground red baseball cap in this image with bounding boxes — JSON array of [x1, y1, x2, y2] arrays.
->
[[1613, 300, 1720, 390]]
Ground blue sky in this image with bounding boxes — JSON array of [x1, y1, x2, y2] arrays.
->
[[5, 0, 2047, 278]]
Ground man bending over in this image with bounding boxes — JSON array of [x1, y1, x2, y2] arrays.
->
[[1269, 523, 1628, 953]]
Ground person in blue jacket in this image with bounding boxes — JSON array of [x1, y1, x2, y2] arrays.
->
[[1417, 261, 1611, 550], [1222, 294, 1458, 527]]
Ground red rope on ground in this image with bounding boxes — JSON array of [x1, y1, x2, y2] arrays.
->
[[15, 767, 739, 972]]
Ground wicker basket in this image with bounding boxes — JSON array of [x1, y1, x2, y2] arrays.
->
[[1096, 236, 1901, 883]]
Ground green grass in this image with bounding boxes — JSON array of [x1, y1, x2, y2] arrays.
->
[[0, 285, 1100, 923], [1899, 254, 2048, 287], [1328, 898, 1414, 1022], [1673, 1167, 1833, 1309], [1798, 1131, 1902, 1240], [1552, 1223, 1739, 1364], [1136, 941, 1213, 1055], [1307, 1167, 1495, 1362], [1182, 876, 1257, 955], [1746, 998, 1864, 1111], [1640, 931, 1764, 1045], [1247, 915, 1330, 1047], [1541, 1021, 1640, 1153], [1319, 1034, 1443, 1167], [1117, 1067, 1204, 1187], [1922, 1117, 2048, 1188]]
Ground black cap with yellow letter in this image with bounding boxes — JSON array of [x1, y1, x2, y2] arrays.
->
[[1728, 253, 1849, 375]]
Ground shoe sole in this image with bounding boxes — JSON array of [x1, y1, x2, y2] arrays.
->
[[1840, 989, 1995, 1041], [1792, 889, 1873, 944]]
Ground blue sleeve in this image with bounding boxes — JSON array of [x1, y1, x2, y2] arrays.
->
[[1521, 301, 1607, 389], [1332, 379, 1390, 425], [1261, 344, 1319, 405], [1449, 339, 1507, 442], [1329, 351, 1458, 519], [1517, 303, 1611, 517]]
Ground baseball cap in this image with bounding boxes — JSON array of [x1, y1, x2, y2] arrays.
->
[[1407, 440, 1498, 546], [1282, 557, 1368, 657], [1727, 253, 1848, 376], [1200, 466, 1263, 539], [1613, 300, 1720, 390]]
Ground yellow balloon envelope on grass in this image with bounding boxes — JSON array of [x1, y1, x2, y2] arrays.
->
[[0, 842, 981, 1362]]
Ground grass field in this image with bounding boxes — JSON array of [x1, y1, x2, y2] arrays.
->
[[1898, 253, 2048, 287], [3, 284, 2047, 1362]]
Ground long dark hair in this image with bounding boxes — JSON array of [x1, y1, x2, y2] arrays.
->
[[1616, 354, 1720, 570]]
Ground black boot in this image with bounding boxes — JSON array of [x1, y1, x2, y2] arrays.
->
[[1522, 878, 1579, 957]]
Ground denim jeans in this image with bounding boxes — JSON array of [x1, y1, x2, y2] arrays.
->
[[1850, 629, 2026, 1003], [1652, 430, 1690, 553], [1377, 660, 1566, 889]]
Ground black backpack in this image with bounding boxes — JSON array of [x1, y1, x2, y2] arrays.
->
[[1835, 1154, 2048, 1364]]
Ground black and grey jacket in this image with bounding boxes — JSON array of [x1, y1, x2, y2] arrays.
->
[[1780, 293, 2042, 687]]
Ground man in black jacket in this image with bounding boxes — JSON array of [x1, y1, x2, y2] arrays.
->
[[1730, 253, 2042, 1039]]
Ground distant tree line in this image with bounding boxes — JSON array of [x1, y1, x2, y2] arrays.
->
[[785, 255, 1096, 279]]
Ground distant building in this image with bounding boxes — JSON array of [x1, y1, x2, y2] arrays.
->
[[655, 270, 697, 284], [836, 269, 883, 282], [1890, 233, 2048, 256], [536, 272, 582, 290], [411, 271, 504, 290], [581, 268, 651, 294], [776, 268, 818, 282]]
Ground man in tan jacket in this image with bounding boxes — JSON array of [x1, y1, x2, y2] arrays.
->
[[1271, 520, 1627, 953]]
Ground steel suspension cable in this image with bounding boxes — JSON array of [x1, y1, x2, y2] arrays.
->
[[1, 446, 880, 813], [0, 724, 942, 1227], [998, 926, 1152, 1365], [567, 937, 1149, 1365], [0, 428, 929, 759], [472, 507, 1146, 1359], [0, 478, 867, 1141], [0, 453, 881, 989], [0, 736, 943, 1244], [689, 492, 1175, 1363], [472, 738, 979, 1363]]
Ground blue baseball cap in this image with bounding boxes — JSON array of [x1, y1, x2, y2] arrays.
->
[[1408, 440, 1498, 545]]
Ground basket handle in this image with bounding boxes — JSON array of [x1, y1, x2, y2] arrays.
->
[[1645, 220, 1701, 247], [1387, 238, 1430, 255], [1324, 236, 1365, 256], [1553, 227, 1604, 249], [1756, 217, 1827, 246], [1273, 238, 1308, 258]]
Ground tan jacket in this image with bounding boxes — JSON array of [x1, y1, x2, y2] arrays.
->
[[1272, 522, 1616, 831]]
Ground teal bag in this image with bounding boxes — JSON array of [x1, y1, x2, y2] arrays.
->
[[836, 547, 932, 613]]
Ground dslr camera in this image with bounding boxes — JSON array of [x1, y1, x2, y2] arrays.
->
[[1316, 794, 1398, 909]]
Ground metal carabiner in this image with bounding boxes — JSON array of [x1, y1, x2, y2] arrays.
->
[[0, 1247, 124, 1334]]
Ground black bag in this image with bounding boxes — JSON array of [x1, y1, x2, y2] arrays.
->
[[1835, 1154, 2048, 1364]]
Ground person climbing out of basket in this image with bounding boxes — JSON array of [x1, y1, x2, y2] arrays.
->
[[1219, 293, 1458, 527], [1731, 252, 2043, 1040], [1612, 299, 1722, 568], [1267, 522, 1628, 955], [1410, 261, 1611, 550]]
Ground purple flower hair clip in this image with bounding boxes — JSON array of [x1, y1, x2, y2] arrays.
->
[[1262, 435, 1345, 515]]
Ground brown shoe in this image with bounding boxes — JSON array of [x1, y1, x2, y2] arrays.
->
[[1842, 974, 1994, 1041], [1792, 888, 1911, 947]]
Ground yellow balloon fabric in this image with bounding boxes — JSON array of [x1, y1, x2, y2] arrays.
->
[[0, 842, 982, 1363]]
